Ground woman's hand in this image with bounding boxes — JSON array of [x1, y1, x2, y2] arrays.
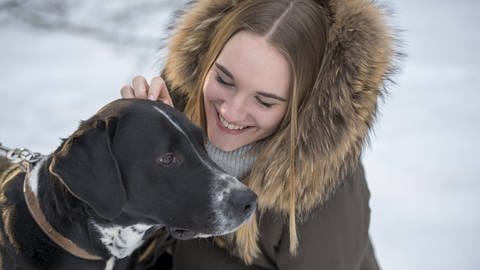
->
[[120, 76, 174, 107]]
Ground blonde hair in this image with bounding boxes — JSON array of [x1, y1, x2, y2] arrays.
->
[[181, 0, 329, 263]]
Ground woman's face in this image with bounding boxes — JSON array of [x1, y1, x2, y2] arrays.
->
[[203, 31, 290, 151]]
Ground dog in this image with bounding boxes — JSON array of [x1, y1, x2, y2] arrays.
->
[[0, 99, 257, 270]]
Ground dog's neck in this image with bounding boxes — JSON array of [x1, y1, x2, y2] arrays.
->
[[29, 158, 106, 256], [24, 158, 103, 261], [92, 223, 153, 259], [29, 158, 155, 265]]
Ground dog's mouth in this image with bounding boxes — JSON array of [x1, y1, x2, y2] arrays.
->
[[142, 225, 200, 240], [168, 227, 198, 240]]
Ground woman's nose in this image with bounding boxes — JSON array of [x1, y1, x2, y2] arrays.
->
[[219, 94, 248, 122]]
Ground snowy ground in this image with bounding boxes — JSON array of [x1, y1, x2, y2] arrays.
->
[[0, 0, 479, 269]]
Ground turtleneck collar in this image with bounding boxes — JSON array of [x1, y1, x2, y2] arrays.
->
[[205, 141, 257, 180]]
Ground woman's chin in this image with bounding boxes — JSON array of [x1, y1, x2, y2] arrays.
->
[[213, 142, 240, 152], [209, 139, 246, 152]]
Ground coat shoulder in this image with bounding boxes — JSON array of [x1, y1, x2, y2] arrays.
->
[[256, 163, 375, 269]]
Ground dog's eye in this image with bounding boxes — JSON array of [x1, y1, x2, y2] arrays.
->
[[156, 153, 177, 166]]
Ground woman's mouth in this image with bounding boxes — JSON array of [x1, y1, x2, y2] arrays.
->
[[215, 110, 253, 135], [219, 114, 247, 130]]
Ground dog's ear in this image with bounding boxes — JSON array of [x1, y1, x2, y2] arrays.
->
[[50, 118, 126, 220]]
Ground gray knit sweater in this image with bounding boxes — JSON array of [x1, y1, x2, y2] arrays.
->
[[205, 141, 257, 180]]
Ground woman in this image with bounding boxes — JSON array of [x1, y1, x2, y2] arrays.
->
[[122, 0, 395, 269]]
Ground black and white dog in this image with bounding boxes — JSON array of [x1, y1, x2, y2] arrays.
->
[[0, 99, 257, 270]]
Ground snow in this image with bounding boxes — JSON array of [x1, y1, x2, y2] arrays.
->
[[1, 0, 479, 269], [363, 0, 480, 269]]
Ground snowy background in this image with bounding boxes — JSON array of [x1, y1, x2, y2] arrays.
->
[[0, 0, 479, 269]]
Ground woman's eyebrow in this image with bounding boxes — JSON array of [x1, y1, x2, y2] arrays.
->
[[256, 91, 287, 102], [214, 63, 234, 80]]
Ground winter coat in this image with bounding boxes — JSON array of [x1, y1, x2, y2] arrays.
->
[[172, 164, 379, 270], [141, 0, 396, 268]]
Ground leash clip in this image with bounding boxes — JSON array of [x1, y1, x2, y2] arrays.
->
[[0, 142, 44, 169]]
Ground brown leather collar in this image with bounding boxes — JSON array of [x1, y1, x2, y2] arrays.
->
[[23, 162, 103, 261]]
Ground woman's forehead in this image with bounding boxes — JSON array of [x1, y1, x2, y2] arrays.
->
[[215, 31, 290, 99]]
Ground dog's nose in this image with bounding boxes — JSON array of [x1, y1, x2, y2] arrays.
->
[[230, 189, 257, 218]]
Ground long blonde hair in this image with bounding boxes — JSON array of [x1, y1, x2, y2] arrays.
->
[[177, 0, 329, 263]]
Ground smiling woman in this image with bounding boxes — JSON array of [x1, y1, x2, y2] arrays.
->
[[203, 31, 290, 151], [121, 0, 396, 269]]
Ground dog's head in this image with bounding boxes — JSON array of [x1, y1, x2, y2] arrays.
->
[[49, 99, 257, 239]]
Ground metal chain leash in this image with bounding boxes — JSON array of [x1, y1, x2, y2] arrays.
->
[[0, 142, 44, 165]]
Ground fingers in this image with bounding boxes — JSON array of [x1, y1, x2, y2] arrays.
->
[[120, 76, 148, 99], [119, 75, 174, 107], [132, 76, 149, 99], [120, 85, 135, 98], [150, 77, 173, 107]]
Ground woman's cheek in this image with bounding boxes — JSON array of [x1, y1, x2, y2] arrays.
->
[[204, 80, 228, 102], [203, 74, 220, 100], [264, 107, 287, 132]]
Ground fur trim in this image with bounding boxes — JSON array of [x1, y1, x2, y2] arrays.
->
[[249, 0, 395, 214], [163, 0, 236, 97]]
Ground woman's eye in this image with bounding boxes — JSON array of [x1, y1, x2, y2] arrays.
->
[[215, 74, 234, 87], [156, 153, 177, 166], [255, 97, 273, 108]]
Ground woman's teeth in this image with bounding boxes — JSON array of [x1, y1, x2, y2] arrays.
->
[[219, 114, 246, 130]]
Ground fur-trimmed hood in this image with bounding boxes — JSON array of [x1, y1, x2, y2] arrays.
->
[[161, 0, 396, 262], [162, 0, 395, 229], [162, 0, 395, 215]]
